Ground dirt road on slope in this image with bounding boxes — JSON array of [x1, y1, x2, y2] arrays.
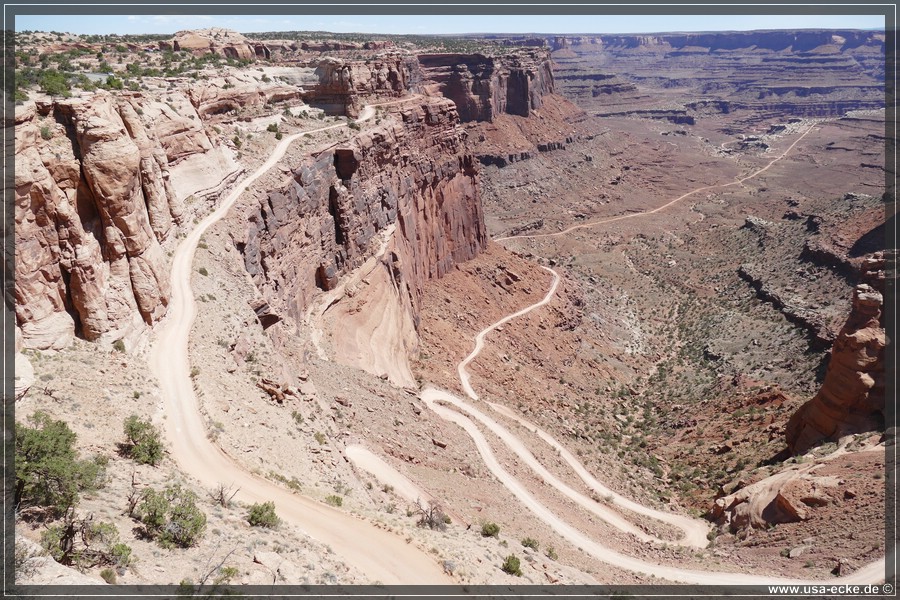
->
[[420, 123, 884, 583], [148, 108, 451, 584]]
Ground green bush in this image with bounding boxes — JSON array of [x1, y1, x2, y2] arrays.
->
[[481, 522, 500, 538], [122, 415, 164, 466], [521, 537, 539, 550], [100, 568, 116, 584], [247, 501, 280, 528], [266, 122, 278, 133], [501, 554, 522, 576], [39, 125, 52, 141], [325, 495, 343, 507], [232, 136, 242, 148], [275, 132, 283, 140], [136, 485, 206, 548], [15, 411, 105, 516], [39, 69, 71, 97], [198, 267, 208, 276], [112, 339, 126, 353]]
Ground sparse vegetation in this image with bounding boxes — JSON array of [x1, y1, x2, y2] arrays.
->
[[501, 554, 522, 576], [247, 501, 280, 528], [325, 495, 343, 507], [121, 415, 164, 466], [521, 537, 540, 550], [414, 499, 449, 531], [135, 484, 206, 548], [15, 411, 106, 517], [481, 522, 500, 538]]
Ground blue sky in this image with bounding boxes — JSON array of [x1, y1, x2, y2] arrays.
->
[[14, 13, 886, 36]]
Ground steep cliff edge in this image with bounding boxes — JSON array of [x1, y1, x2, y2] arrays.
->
[[785, 253, 886, 454], [417, 49, 554, 122], [306, 55, 423, 117], [234, 97, 485, 342]]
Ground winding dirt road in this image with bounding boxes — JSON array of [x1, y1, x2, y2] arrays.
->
[[422, 124, 886, 584], [148, 104, 451, 584]]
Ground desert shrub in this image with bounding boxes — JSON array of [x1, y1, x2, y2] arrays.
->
[[325, 495, 343, 507], [39, 125, 52, 140], [545, 546, 558, 560], [481, 522, 500, 538], [41, 513, 132, 569], [266, 122, 278, 133], [15, 412, 105, 516], [100, 568, 116, 583], [247, 501, 280, 528], [275, 131, 283, 140], [232, 136, 242, 148], [122, 415, 163, 466], [414, 499, 448, 531], [501, 554, 522, 576], [521, 537, 539, 550], [136, 485, 206, 548], [112, 339, 125, 353], [198, 267, 208, 276]]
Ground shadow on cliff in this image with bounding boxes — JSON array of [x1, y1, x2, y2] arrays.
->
[[849, 212, 895, 258]]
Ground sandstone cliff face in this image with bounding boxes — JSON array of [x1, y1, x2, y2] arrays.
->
[[307, 55, 422, 116], [14, 92, 207, 349], [235, 97, 486, 328], [418, 50, 555, 122], [785, 253, 886, 454]]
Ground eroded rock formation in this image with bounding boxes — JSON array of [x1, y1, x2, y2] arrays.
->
[[418, 49, 554, 122], [14, 92, 204, 348], [306, 55, 422, 116], [162, 28, 267, 61], [785, 253, 886, 454], [235, 96, 486, 330]]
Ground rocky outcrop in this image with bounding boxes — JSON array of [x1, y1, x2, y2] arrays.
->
[[185, 74, 302, 118], [163, 28, 265, 61], [14, 92, 203, 349], [235, 96, 486, 329], [785, 254, 886, 454], [711, 464, 844, 535], [418, 49, 554, 122], [306, 55, 422, 116]]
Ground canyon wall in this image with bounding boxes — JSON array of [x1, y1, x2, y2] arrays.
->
[[550, 30, 885, 120], [785, 253, 887, 454], [417, 49, 555, 122], [306, 55, 423, 116], [235, 97, 486, 329], [14, 91, 214, 349]]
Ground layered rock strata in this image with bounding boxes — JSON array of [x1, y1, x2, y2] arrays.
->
[[785, 253, 887, 454], [550, 30, 884, 119], [417, 49, 554, 122], [14, 92, 209, 349], [306, 55, 422, 116], [235, 97, 486, 331]]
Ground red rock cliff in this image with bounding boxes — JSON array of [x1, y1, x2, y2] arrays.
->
[[785, 253, 886, 454], [417, 49, 555, 122], [235, 97, 486, 327]]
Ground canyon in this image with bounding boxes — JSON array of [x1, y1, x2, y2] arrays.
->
[[12, 25, 889, 590]]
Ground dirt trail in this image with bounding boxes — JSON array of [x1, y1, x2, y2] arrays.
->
[[421, 124, 885, 583], [148, 106, 451, 584], [496, 124, 817, 242]]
